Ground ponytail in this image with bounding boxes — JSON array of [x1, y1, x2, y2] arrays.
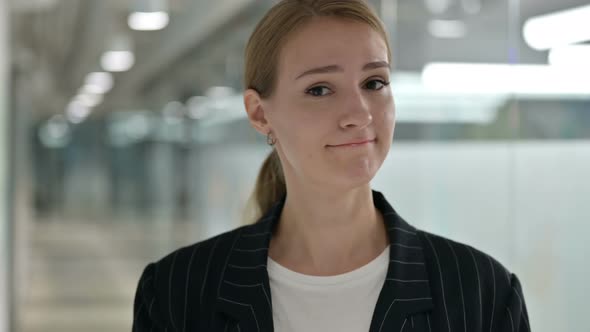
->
[[243, 149, 286, 224]]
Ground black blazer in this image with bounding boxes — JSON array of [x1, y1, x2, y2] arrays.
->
[[133, 190, 530, 331]]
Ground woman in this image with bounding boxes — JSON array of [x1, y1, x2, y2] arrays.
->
[[133, 0, 530, 331]]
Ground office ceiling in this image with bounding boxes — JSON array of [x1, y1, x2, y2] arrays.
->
[[9, 0, 590, 119]]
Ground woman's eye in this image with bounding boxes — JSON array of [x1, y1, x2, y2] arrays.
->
[[365, 79, 390, 90], [306, 86, 332, 97]]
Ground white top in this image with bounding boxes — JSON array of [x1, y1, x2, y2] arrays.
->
[[267, 246, 390, 332]]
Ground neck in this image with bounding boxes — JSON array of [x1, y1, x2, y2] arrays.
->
[[269, 184, 389, 276]]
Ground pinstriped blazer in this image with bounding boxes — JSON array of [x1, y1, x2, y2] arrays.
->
[[132, 190, 531, 331]]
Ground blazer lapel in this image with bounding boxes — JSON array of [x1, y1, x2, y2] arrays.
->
[[369, 190, 434, 332], [215, 199, 284, 332], [215, 190, 433, 332]]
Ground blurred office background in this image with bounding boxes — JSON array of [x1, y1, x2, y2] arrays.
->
[[1, 0, 590, 331]]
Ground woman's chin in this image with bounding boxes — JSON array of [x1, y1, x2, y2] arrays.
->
[[333, 161, 379, 187]]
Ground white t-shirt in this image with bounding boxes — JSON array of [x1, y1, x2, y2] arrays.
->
[[267, 246, 390, 332]]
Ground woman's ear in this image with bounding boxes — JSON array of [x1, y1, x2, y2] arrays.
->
[[244, 89, 271, 135]]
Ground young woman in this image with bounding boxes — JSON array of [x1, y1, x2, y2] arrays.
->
[[133, 1, 530, 331]]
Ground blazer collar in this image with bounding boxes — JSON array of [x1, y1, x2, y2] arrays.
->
[[216, 190, 433, 331]]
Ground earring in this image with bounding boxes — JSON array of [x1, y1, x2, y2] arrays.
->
[[266, 131, 276, 146]]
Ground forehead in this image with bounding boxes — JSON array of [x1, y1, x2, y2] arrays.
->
[[278, 17, 389, 79]]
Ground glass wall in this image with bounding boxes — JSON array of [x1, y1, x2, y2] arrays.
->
[[8, 0, 590, 331]]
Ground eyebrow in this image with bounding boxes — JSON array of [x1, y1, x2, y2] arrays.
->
[[295, 61, 390, 80]]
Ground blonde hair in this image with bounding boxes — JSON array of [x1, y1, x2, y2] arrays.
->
[[244, 0, 392, 223]]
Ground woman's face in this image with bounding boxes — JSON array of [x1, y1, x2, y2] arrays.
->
[[253, 17, 395, 190]]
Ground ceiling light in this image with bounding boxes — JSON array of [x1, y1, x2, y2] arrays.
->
[[79, 84, 105, 95], [101, 50, 135, 72], [422, 62, 590, 96], [74, 93, 103, 108], [548, 44, 590, 68], [66, 101, 92, 123], [84, 72, 114, 94], [523, 4, 590, 50], [128, 11, 169, 31]]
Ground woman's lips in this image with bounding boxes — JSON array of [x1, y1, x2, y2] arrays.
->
[[328, 138, 376, 148]]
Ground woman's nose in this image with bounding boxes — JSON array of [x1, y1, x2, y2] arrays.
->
[[339, 90, 372, 129]]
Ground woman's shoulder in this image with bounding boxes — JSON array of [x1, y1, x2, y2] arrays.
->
[[413, 229, 530, 330], [416, 229, 515, 289], [151, 222, 258, 279], [133, 223, 258, 330], [417, 230, 521, 306]]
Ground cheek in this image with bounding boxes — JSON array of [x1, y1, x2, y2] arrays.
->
[[276, 100, 332, 140], [272, 108, 326, 160], [375, 97, 396, 129], [374, 99, 396, 156], [388, 102, 396, 127]]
